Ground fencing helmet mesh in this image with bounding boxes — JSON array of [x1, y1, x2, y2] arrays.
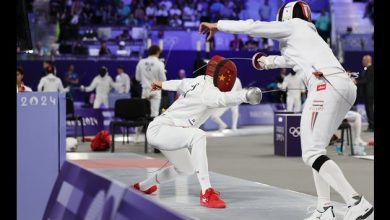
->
[[276, 1, 311, 22]]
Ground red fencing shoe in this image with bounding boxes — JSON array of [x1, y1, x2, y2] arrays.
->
[[131, 183, 157, 195], [200, 188, 226, 208]]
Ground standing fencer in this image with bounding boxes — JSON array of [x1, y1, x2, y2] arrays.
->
[[115, 65, 131, 94], [277, 69, 306, 112], [199, 1, 373, 219], [135, 45, 167, 117], [37, 65, 69, 92], [210, 77, 243, 131], [132, 55, 262, 208], [344, 111, 367, 147], [80, 66, 118, 109]]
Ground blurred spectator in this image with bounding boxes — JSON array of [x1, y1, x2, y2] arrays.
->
[[220, 1, 234, 19], [99, 41, 112, 56], [115, 65, 131, 94], [356, 55, 374, 131], [178, 69, 187, 79], [93, 6, 104, 24], [70, 0, 83, 25], [183, 3, 195, 21], [160, 0, 173, 10], [210, 0, 224, 14], [134, 5, 146, 25], [82, 28, 98, 41], [127, 14, 138, 26], [239, 5, 250, 20], [315, 9, 331, 42], [363, 0, 374, 25], [49, 43, 60, 56], [33, 41, 48, 56], [266, 76, 286, 103], [197, 0, 209, 17], [103, 4, 117, 24], [82, 2, 94, 24], [146, 2, 157, 19], [64, 64, 79, 98], [72, 41, 88, 55], [156, 4, 169, 17], [17, 67, 32, 93], [229, 34, 244, 51], [170, 15, 183, 27], [169, 4, 182, 17], [117, 1, 131, 24], [259, 0, 272, 21], [116, 29, 132, 41], [245, 36, 259, 51], [64, 64, 79, 88], [117, 41, 130, 56]]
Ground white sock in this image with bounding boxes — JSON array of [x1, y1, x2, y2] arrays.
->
[[318, 160, 359, 205], [139, 166, 178, 191], [312, 169, 331, 211], [191, 135, 212, 194]]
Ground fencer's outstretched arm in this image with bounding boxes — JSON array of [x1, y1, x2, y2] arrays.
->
[[161, 80, 183, 91], [84, 77, 98, 92], [257, 55, 295, 70], [200, 20, 292, 40], [204, 87, 262, 108]]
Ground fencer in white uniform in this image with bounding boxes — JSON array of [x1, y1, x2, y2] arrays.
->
[[135, 45, 167, 117], [115, 66, 130, 94], [132, 56, 262, 209], [37, 72, 69, 92], [81, 66, 118, 109], [199, 1, 373, 219], [277, 70, 306, 112], [210, 77, 243, 131], [345, 111, 367, 147]]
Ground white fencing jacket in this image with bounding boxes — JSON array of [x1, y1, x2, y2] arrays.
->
[[84, 75, 117, 97], [278, 73, 305, 97], [115, 73, 131, 93], [157, 75, 248, 128], [217, 18, 345, 88], [136, 56, 167, 89], [37, 74, 68, 92]]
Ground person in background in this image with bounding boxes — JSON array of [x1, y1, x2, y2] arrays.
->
[[259, 0, 272, 22], [229, 34, 244, 51], [41, 60, 57, 78], [315, 9, 331, 43], [245, 36, 259, 51], [99, 41, 112, 56], [130, 75, 142, 98], [115, 65, 130, 94], [38, 65, 69, 92], [80, 66, 118, 108], [33, 41, 48, 56], [116, 29, 132, 42], [277, 69, 306, 112], [356, 55, 374, 131], [17, 67, 32, 93], [64, 64, 80, 98]]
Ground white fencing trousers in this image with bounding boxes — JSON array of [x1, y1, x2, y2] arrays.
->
[[142, 88, 161, 117], [144, 118, 211, 193], [93, 94, 109, 109], [300, 76, 357, 166], [286, 95, 301, 112]]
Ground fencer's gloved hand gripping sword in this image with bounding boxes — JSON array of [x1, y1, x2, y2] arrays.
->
[[245, 87, 262, 105]]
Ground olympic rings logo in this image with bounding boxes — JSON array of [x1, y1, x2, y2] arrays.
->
[[289, 127, 301, 137]]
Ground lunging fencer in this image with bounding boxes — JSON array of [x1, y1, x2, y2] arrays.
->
[[199, 1, 373, 219], [210, 77, 242, 131], [131, 55, 262, 208]]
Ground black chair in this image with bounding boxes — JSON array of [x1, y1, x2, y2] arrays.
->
[[338, 119, 354, 155], [66, 97, 85, 142], [110, 98, 151, 153]]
